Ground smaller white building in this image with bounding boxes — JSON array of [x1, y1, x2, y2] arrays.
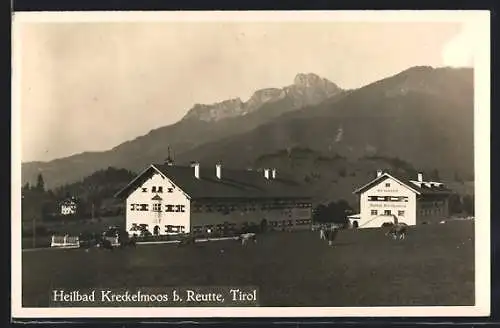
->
[[351, 170, 451, 229], [60, 198, 77, 216]]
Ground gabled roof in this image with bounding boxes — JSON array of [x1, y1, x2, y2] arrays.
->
[[353, 172, 452, 196], [115, 163, 310, 200], [60, 198, 78, 206]]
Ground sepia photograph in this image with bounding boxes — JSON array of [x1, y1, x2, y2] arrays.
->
[[12, 10, 490, 319]]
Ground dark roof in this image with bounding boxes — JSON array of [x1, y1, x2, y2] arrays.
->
[[115, 164, 311, 200], [353, 172, 452, 196], [60, 198, 78, 206]]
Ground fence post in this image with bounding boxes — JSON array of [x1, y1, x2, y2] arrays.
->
[[63, 235, 67, 246], [51, 235, 55, 247]]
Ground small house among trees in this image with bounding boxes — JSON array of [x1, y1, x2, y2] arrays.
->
[[60, 197, 78, 216]]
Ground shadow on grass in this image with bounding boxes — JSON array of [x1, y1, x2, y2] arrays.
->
[[329, 242, 353, 247]]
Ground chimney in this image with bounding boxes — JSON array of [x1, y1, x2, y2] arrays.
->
[[165, 146, 174, 166], [271, 168, 277, 179], [376, 170, 383, 178], [264, 169, 270, 180], [417, 173, 423, 182], [191, 162, 200, 179], [216, 163, 222, 179]]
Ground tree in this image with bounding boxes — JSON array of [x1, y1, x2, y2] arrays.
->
[[462, 195, 474, 216], [448, 193, 463, 214], [330, 199, 352, 225], [35, 173, 45, 192], [312, 204, 328, 223], [22, 182, 30, 192], [313, 200, 352, 225]]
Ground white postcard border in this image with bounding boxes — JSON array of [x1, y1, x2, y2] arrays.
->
[[11, 10, 491, 319]]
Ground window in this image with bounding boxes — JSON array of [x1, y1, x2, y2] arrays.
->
[[152, 203, 162, 212], [152, 186, 157, 193], [165, 205, 174, 212], [385, 183, 391, 187], [167, 188, 173, 193], [175, 205, 185, 213], [398, 210, 405, 216], [139, 204, 148, 211], [142, 188, 147, 192], [369, 196, 408, 202], [371, 210, 378, 215], [384, 210, 391, 216], [165, 225, 185, 233], [158, 186, 163, 193], [130, 204, 136, 211]]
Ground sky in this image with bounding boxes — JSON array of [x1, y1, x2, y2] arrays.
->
[[15, 14, 479, 163]]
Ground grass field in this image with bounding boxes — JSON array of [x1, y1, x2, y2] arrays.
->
[[22, 220, 474, 307]]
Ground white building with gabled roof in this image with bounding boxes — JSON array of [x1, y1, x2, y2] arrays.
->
[[114, 161, 313, 236], [351, 170, 452, 229]]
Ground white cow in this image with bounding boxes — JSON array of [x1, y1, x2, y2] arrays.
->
[[239, 232, 257, 245]]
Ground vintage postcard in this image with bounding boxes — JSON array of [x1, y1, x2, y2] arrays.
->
[[12, 10, 490, 319]]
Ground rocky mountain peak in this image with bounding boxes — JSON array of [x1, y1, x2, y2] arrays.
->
[[182, 73, 343, 122], [294, 73, 323, 87], [184, 98, 244, 122]]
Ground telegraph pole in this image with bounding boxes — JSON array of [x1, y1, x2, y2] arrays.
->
[[32, 215, 36, 248]]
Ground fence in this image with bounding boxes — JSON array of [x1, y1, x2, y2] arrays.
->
[[103, 236, 120, 246], [50, 235, 80, 248]]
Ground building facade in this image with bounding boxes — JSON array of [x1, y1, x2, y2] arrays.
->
[[115, 162, 312, 236], [60, 198, 77, 216], [351, 171, 451, 229]]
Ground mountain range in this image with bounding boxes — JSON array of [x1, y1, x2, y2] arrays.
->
[[22, 66, 474, 202], [183, 73, 342, 122]]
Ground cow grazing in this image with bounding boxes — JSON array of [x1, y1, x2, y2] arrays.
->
[[386, 223, 408, 240], [239, 233, 257, 245]]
